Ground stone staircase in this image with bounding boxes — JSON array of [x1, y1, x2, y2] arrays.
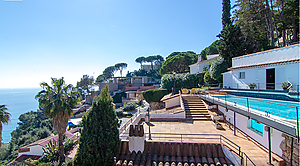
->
[[182, 96, 211, 121]]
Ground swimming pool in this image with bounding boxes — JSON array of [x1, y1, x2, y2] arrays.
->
[[213, 95, 300, 120]]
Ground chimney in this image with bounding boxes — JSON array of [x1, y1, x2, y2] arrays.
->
[[198, 54, 201, 63], [129, 124, 145, 153]]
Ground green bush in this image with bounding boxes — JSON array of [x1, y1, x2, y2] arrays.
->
[[209, 56, 228, 83], [115, 110, 124, 117], [142, 89, 168, 103], [160, 73, 204, 93], [123, 102, 137, 111], [204, 69, 218, 85]]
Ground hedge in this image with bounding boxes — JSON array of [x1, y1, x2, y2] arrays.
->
[[142, 89, 168, 103]]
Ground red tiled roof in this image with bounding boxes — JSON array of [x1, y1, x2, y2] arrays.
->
[[126, 86, 139, 91], [15, 154, 42, 162], [20, 131, 74, 149], [229, 58, 300, 70], [232, 43, 300, 59], [116, 140, 235, 166]]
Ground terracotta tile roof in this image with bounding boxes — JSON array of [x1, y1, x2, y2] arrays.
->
[[189, 54, 219, 67], [228, 58, 300, 70], [115, 140, 235, 166], [232, 43, 300, 59], [15, 154, 42, 162], [20, 131, 74, 149]]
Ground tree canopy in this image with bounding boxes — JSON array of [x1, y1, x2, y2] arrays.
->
[[233, 0, 299, 51], [200, 40, 221, 61], [135, 56, 146, 68], [160, 52, 197, 75], [114, 63, 127, 77], [76, 75, 94, 98]]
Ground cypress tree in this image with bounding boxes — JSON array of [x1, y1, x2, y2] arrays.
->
[[221, 0, 232, 28], [72, 85, 120, 166], [217, 0, 246, 67]]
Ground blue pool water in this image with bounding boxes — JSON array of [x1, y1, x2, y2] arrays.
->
[[213, 95, 300, 120]]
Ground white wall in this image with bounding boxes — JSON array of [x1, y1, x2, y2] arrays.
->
[[18, 145, 44, 157], [219, 106, 284, 156], [223, 63, 299, 90], [165, 96, 180, 108], [233, 44, 299, 68], [189, 59, 214, 74]]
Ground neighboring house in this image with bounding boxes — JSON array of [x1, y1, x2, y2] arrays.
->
[[189, 54, 219, 74], [222, 44, 300, 90], [18, 131, 75, 157], [141, 64, 159, 70], [123, 86, 156, 104], [14, 128, 80, 164]]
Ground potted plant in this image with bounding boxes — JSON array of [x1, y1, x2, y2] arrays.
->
[[281, 82, 292, 91], [248, 83, 257, 89], [212, 119, 223, 130]]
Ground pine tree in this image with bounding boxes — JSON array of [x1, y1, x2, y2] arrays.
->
[[72, 85, 120, 166]]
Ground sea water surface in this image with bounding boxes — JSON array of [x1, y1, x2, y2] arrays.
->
[[0, 88, 40, 143]]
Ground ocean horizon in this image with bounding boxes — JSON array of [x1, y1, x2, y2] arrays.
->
[[0, 88, 41, 143]]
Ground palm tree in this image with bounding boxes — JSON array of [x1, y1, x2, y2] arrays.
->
[[35, 77, 79, 163], [0, 105, 10, 148]]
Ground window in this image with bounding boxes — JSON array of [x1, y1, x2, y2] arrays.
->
[[239, 72, 245, 79], [247, 119, 263, 136]]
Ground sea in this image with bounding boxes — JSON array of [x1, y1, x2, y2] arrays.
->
[[0, 88, 41, 143]]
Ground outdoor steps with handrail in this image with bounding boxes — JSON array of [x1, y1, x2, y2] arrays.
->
[[182, 96, 212, 121]]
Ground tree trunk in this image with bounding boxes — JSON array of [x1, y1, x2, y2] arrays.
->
[[0, 123, 2, 148], [58, 132, 65, 163], [281, 0, 286, 46], [265, 0, 275, 46], [292, 19, 297, 43]]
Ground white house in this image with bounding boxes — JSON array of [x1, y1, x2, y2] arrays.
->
[[223, 44, 300, 90], [18, 131, 75, 157], [189, 54, 219, 74]]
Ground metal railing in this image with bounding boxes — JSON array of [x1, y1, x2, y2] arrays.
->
[[118, 105, 148, 134], [201, 91, 300, 141], [241, 152, 256, 166]]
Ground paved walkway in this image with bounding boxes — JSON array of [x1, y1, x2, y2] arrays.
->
[[143, 120, 277, 166]]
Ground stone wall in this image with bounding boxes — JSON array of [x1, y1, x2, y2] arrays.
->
[[149, 102, 165, 110], [280, 133, 299, 166]]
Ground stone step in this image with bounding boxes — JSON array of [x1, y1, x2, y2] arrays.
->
[[186, 112, 210, 115], [186, 115, 211, 118], [186, 118, 211, 121]]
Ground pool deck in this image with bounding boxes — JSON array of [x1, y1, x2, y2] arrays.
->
[[143, 120, 280, 166]]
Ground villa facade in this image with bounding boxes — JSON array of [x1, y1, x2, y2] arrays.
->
[[189, 54, 219, 74], [222, 44, 300, 90]]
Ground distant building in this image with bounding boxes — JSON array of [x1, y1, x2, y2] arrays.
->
[[141, 64, 159, 70], [189, 54, 219, 74]]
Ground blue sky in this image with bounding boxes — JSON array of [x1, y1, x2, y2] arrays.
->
[[0, 0, 229, 89]]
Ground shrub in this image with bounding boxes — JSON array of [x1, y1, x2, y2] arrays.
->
[[161, 73, 204, 93], [115, 110, 124, 117], [142, 89, 168, 103], [123, 102, 137, 111], [209, 56, 228, 83]]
